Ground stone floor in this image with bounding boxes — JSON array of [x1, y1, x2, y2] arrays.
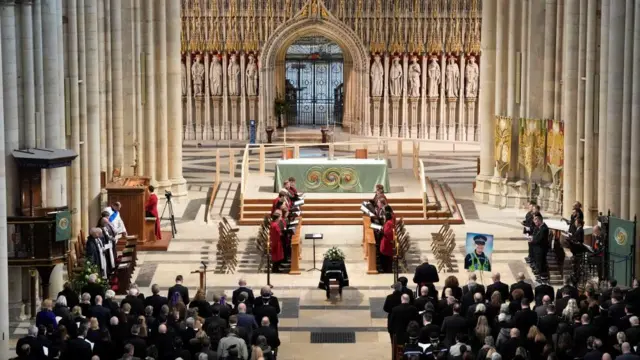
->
[[8, 141, 549, 360]]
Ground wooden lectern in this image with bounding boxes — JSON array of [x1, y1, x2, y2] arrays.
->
[[190, 268, 217, 291], [105, 176, 151, 243]]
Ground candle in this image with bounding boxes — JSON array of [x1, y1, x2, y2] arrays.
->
[[284, 128, 287, 144]]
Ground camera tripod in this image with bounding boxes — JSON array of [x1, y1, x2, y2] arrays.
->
[[161, 196, 177, 237]]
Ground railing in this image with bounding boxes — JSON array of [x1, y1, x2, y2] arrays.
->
[[205, 137, 478, 221]]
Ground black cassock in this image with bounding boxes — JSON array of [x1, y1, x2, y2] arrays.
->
[[318, 259, 349, 297]]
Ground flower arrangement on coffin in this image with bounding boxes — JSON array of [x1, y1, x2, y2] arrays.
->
[[323, 246, 346, 262], [72, 261, 109, 293]]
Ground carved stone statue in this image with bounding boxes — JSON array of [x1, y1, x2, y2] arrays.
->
[[181, 61, 187, 96], [465, 56, 479, 98], [209, 55, 223, 96], [246, 55, 258, 96], [389, 57, 403, 97], [191, 54, 205, 96], [445, 57, 460, 98], [427, 58, 441, 98], [227, 54, 241, 96], [370, 55, 384, 97], [408, 57, 421, 97]]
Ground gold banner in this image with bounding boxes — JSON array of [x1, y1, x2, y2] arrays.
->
[[545, 119, 564, 186], [517, 118, 547, 179], [494, 115, 512, 174]]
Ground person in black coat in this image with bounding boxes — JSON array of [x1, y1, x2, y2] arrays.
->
[[121, 288, 145, 317], [125, 325, 148, 359], [252, 317, 281, 349], [144, 284, 169, 317], [63, 323, 93, 360], [253, 287, 281, 314], [537, 304, 560, 340], [513, 299, 537, 337], [16, 326, 46, 360], [530, 214, 550, 277], [535, 279, 555, 306], [412, 257, 440, 292], [57, 283, 80, 310], [89, 295, 112, 329], [80, 274, 105, 306], [397, 277, 415, 304], [253, 302, 279, 332], [440, 303, 468, 347], [485, 273, 509, 302], [556, 277, 580, 300], [167, 275, 190, 306], [232, 279, 256, 307], [414, 286, 436, 313], [509, 273, 534, 301], [583, 337, 605, 360], [388, 294, 419, 345], [573, 314, 599, 353], [383, 283, 403, 319]]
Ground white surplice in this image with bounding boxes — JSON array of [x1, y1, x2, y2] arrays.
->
[[103, 206, 127, 235]]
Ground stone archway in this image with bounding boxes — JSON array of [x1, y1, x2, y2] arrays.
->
[[258, 1, 369, 136]]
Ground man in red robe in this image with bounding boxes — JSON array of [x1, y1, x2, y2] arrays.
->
[[380, 214, 395, 273], [271, 190, 290, 215], [269, 210, 285, 273], [145, 185, 162, 240]]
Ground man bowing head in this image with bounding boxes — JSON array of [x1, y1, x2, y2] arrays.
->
[[103, 201, 127, 237]]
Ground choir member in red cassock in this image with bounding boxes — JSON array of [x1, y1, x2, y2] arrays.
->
[[379, 215, 395, 273], [145, 185, 162, 240], [271, 190, 290, 215], [287, 177, 303, 201], [270, 210, 285, 273]]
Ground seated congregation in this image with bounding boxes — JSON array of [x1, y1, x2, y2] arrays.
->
[[388, 265, 640, 360], [15, 278, 282, 360]]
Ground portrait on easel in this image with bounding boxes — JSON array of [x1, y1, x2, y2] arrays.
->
[[464, 232, 494, 272]]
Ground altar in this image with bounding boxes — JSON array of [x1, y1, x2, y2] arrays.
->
[[274, 159, 391, 193]]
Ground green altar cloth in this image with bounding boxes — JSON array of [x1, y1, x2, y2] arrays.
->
[[274, 159, 390, 193]]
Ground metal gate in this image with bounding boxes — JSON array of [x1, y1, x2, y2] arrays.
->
[[285, 60, 344, 127]]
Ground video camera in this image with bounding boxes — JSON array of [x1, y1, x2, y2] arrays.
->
[[165, 190, 173, 200]]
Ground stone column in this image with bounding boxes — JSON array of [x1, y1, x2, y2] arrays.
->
[[2, 1, 20, 214], [155, 0, 170, 189], [574, 0, 586, 204], [0, 10, 10, 359], [105, 0, 112, 176], [542, 0, 557, 120], [78, 0, 89, 231], [143, 0, 156, 181], [604, 0, 625, 216], [221, 54, 228, 139], [42, 0, 64, 208], [391, 97, 400, 137], [66, 0, 81, 238], [597, 0, 609, 213], [619, 0, 635, 219], [383, 55, 390, 136], [506, 0, 516, 116], [86, 0, 101, 222], [583, 0, 597, 222], [98, 0, 106, 173], [409, 98, 418, 138], [477, 0, 497, 181], [561, 0, 579, 218], [372, 98, 380, 137], [33, 0, 45, 149], [494, 0, 505, 115], [401, 55, 409, 138], [111, 0, 124, 173], [204, 54, 212, 140], [239, 53, 246, 140], [630, 1, 640, 221], [420, 55, 427, 139], [167, 0, 186, 195], [21, 1, 36, 148]]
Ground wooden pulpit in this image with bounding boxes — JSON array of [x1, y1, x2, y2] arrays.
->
[[289, 218, 303, 275], [105, 176, 151, 243], [362, 216, 378, 274]]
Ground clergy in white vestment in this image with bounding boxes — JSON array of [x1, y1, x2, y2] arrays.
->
[[103, 202, 127, 236]]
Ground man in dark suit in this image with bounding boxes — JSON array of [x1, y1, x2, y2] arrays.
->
[[530, 213, 550, 278], [16, 326, 46, 360], [63, 323, 93, 360], [418, 313, 440, 344], [599, 279, 618, 304], [388, 294, 419, 345], [498, 328, 522, 359], [625, 279, 640, 310], [120, 287, 145, 316], [618, 305, 636, 332], [236, 303, 258, 341], [534, 278, 555, 306], [254, 287, 281, 314], [383, 282, 403, 317], [462, 273, 485, 297], [80, 274, 105, 306], [89, 295, 111, 329], [555, 288, 572, 316], [509, 272, 534, 301], [583, 337, 604, 360], [397, 277, 415, 304], [537, 304, 560, 339], [485, 273, 509, 302], [609, 291, 627, 322], [616, 342, 640, 360], [232, 278, 256, 307], [253, 300, 279, 332], [144, 284, 168, 317], [58, 282, 80, 310], [556, 276, 580, 300], [252, 316, 281, 349], [440, 303, 468, 347], [167, 275, 190, 305], [125, 325, 147, 359], [625, 316, 640, 347], [204, 306, 228, 340], [414, 286, 436, 313], [464, 293, 484, 321], [513, 299, 537, 337], [573, 314, 599, 351], [412, 257, 440, 294]]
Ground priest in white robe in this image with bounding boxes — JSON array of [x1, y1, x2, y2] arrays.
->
[[103, 202, 127, 237]]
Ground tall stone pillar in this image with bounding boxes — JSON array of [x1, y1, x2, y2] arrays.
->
[[597, 0, 610, 213], [619, 0, 635, 219], [78, 0, 89, 232], [66, 0, 81, 238], [21, 1, 36, 148], [0, 8, 10, 359], [33, 0, 45, 149], [475, 0, 497, 198], [561, 0, 579, 218], [143, 0, 156, 182], [1, 1, 20, 214], [575, 0, 587, 204], [494, 0, 505, 115], [156, 0, 170, 189], [583, 0, 597, 223], [605, 0, 625, 216], [630, 0, 640, 221], [98, 0, 106, 173], [167, 0, 187, 195], [111, 0, 124, 172], [86, 0, 101, 222], [542, 0, 557, 120]]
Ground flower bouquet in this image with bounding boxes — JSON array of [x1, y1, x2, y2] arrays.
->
[[72, 261, 109, 293], [323, 247, 345, 262]]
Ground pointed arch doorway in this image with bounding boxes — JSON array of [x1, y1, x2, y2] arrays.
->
[[284, 36, 344, 127]]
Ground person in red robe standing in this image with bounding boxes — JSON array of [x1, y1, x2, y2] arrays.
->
[[271, 190, 290, 215], [269, 210, 285, 273], [380, 212, 395, 273], [145, 185, 162, 240]]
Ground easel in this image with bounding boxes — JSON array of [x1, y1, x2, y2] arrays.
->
[[190, 264, 217, 293]]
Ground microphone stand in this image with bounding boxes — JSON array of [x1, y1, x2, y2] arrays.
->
[[201, 262, 208, 294]]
